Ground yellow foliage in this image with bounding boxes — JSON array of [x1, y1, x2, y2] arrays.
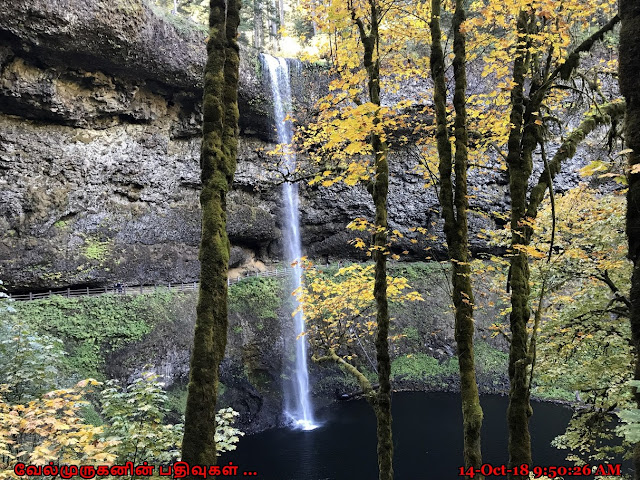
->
[[0, 382, 119, 479], [295, 260, 423, 366], [297, 0, 619, 192]]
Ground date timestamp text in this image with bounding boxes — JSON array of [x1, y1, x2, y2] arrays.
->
[[459, 463, 621, 478]]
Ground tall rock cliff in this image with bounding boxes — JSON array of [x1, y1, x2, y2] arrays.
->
[[0, 0, 587, 290], [0, 0, 296, 289]]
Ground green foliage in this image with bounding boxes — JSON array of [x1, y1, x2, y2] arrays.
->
[[390, 262, 448, 283], [391, 353, 458, 383], [474, 342, 508, 376], [101, 373, 243, 461], [100, 372, 183, 464], [214, 407, 245, 453], [53, 219, 70, 228], [165, 386, 189, 417], [531, 385, 575, 403], [0, 320, 66, 403], [401, 326, 420, 343], [531, 190, 633, 462], [0, 286, 66, 403], [82, 238, 112, 262], [616, 381, 640, 444], [482, 189, 632, 461], [0, 368, 243, 474], [537, 314, 631, 403], [552, 408, 625, 463], [389, 342, 507, 389], [80, 403, 104, 427], [229, 277, 283, 320], [617, 409, 640, 443], [9, 292, 184, 378]]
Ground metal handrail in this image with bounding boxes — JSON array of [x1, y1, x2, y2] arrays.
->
[[8, 266, 296, 302]]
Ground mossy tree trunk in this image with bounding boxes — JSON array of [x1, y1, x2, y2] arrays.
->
[[503, 11, 620, 479], [620, 1, 640, 476], [504, 13, 535, 478], [429, 0, 483, 475], [351, 1, 392, 478], [181, 0, 241, 472]]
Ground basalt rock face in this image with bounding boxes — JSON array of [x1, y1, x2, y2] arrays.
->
[[0, 0, 588, 291], [0, 0, 319, 290]]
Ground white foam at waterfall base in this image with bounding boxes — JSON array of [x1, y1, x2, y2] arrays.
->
[[262, 53, 318, 431]]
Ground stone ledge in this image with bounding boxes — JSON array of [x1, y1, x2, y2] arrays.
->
[[0, 0, 206, 91]]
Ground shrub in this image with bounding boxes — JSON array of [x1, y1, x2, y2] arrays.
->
[[100, 372, 183, 464], [9, 292, 186, 378], [391, 353, 458, 382], [0, 287, 66, 402], [229, 277, 283, 320], [0, 380, 118, 476]]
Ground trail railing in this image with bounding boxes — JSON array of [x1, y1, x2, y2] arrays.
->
[[8, 266, 296, 302]]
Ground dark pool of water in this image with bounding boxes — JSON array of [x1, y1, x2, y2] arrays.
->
[[219, 392, 600, 480]]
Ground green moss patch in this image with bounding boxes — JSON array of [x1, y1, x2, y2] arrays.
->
[[11, 291, 182, 378]]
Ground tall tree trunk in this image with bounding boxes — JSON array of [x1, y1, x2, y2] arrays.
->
[[368, 29, 393, 480], [181, 0, 241, 473], [351, 1, 392, 477], [504, 11, 534, 478], [371, 104, 393, 480], [253, 0, 264, 49], [620, 1, 640, 476], [267, 0, 278, 50], [450, 0, 484, 473], [277, 0, 285, 31], [502, 12, 620, 479], [429, 0, 483, 475]]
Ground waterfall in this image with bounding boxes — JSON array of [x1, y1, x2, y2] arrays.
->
[[262, 53, 317, 431]]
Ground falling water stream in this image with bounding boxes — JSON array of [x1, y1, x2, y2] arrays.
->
[[262, 53, 317, 431]]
